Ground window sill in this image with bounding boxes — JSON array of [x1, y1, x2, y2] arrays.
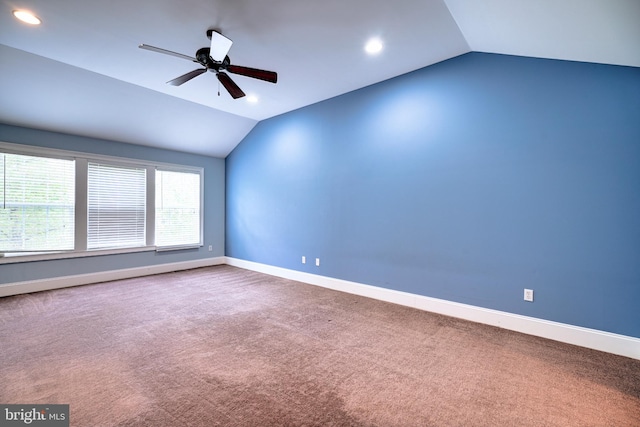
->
[[155, 244, 202, 252], [0, 246, 157, 264]]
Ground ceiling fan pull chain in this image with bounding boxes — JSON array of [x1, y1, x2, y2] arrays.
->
[[218, 78, 221, 97]]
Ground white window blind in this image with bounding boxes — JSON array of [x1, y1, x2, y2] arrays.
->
[[88, 162, 146, 250], [155, 169, 201, 247], [0, 152, 75, 252]]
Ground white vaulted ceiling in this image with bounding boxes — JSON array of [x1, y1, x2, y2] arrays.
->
[[0, 0, 638, 157]]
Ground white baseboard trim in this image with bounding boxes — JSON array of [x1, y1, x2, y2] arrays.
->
[[3, 256, 637, 360], [225, 257, 640, 360], [0, 257, 226, 298]]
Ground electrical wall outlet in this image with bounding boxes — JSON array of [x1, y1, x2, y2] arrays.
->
[[524, 289, 534, 302], [208, 245, 212, 252], [316, 258, 320, 267], [302, 256, 306, 264]]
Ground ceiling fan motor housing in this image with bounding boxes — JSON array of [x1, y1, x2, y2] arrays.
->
[[196, 48, 213, 67], [196, 47, 231, 71]]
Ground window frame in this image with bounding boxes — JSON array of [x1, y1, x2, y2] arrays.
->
[[87, 161, 148, 251], [0, 150, 76, 253], [154, 166, 204, 251], [0, 141, 204, 264]]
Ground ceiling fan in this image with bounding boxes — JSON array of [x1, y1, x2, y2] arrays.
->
[[139, 29, 277, 99]]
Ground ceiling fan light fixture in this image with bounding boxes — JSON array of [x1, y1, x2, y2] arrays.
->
[[247, 95, 259, 104], [12, 10, 41, 25], [209, 30, 233, 62], [365, 38, 383, 55]]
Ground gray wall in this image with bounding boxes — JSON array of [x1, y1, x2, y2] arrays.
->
[[0, 124, 225, 284]]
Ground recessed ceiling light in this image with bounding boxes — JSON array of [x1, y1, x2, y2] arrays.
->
[[13, 10, 41, 25], [365, 38, 383, 55], [247, 95, 259, 104]]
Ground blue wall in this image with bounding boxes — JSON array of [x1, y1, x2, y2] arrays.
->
[[226, 52, 640, 338], [0, 124, 225, 284]]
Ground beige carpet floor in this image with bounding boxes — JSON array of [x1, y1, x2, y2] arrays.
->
[[1, 265, 639, 426]]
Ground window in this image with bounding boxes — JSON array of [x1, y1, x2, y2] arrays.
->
[[0, 153, 75, 252], [88, 162, 146, 250], [155, 169, 202, 248], [0, 142, 204, 261]]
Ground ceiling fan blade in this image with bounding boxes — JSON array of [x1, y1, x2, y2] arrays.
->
[[167, 69, 207, 86], [139, 44, 197, 63], [209, 31, 233, 62], [227, 65, 278, 84], [217, 72, 246, 99]]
